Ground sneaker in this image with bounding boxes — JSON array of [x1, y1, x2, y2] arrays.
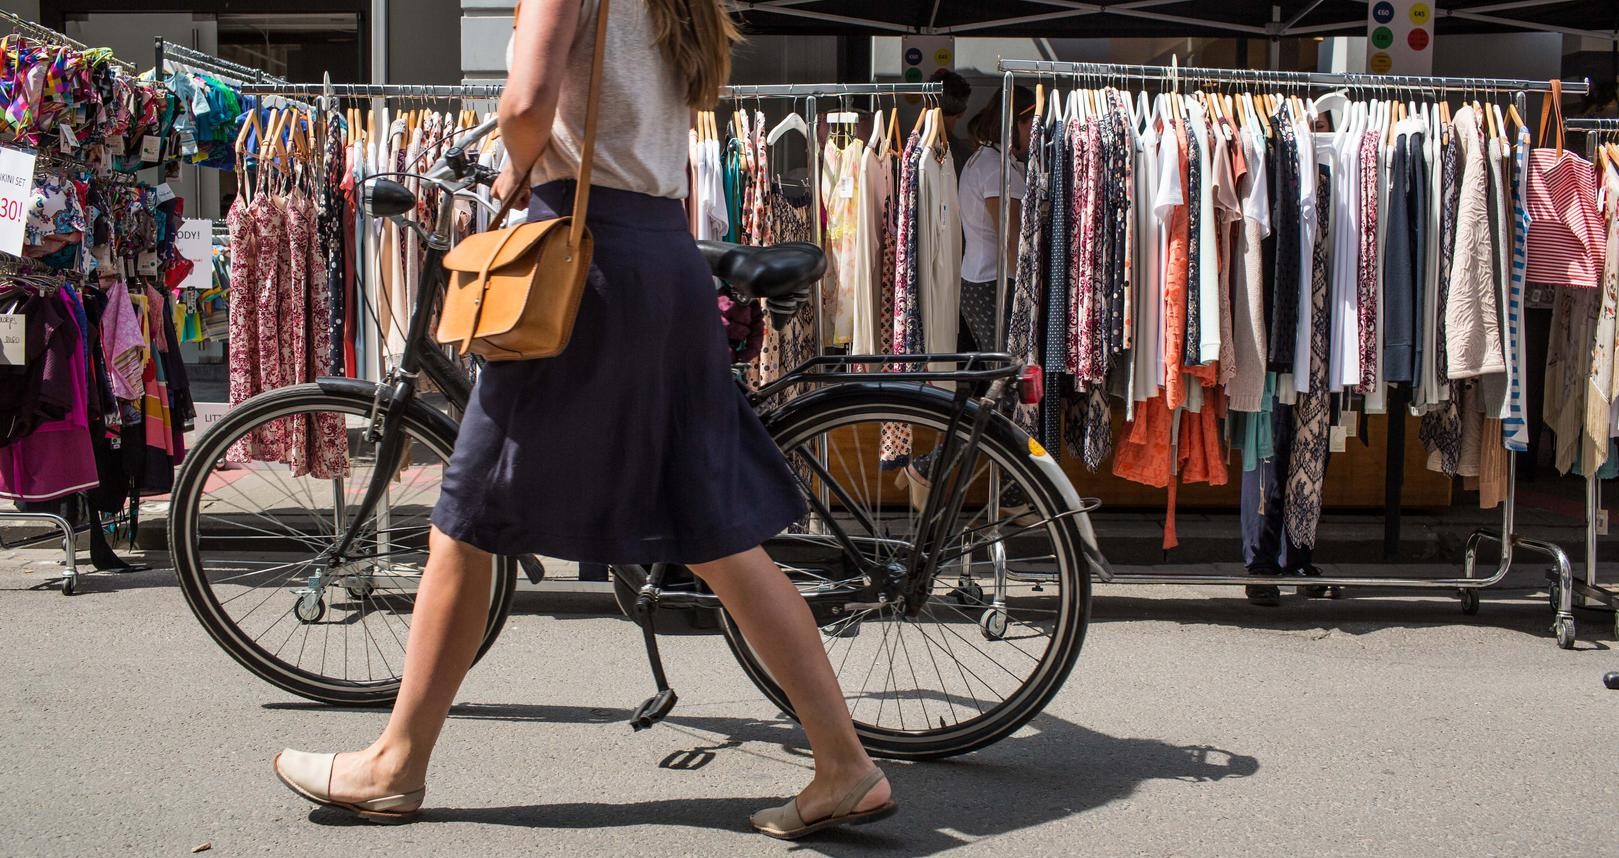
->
[[1245, 569, 1282, 607], [1292, 565, 1330, 598]]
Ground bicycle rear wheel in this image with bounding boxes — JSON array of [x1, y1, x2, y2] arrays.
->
[[168, 384, 516, 706], [725, 387, 1091, 760]]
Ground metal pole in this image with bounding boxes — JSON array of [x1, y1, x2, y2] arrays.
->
[[1269, 5, 1282, 70], [995, 71, 1013, 352]]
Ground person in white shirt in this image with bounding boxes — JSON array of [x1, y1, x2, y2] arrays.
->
[[956, 86, 1035, 352]]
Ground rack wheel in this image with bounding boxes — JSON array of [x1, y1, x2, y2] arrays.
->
[[60, 576, 75, 597], [953, 580, 985, 606], [1459, 589, 1480, 616], [1604, 672, 1619, 690], [346, 582, 376, 600], [979, 608, 1009, 641], [1554, 617, 1577, 650], [294, 592, 326, 624], [1548, 582, 1562, 612]]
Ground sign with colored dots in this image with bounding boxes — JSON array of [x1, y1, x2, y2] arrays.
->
[[1367, 0, 1432, 74], [900, 36, 956, 105]]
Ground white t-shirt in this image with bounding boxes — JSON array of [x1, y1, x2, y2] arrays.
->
[[957, 145, 1026, 284]]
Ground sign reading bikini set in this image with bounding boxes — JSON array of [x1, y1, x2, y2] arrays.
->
[[1367, 0, 1434, 76], [0, 146, 38, 257]]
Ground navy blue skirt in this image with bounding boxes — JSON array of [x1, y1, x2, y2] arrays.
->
[[431, 183, 807, 564]]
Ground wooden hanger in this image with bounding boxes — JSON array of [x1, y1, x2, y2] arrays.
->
[[235, 102, 264, 159], [1507, 102, 1525, 132]]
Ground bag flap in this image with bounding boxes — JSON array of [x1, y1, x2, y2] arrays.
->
[[435, 229, 594, 350], [443, 216, 572, 274]]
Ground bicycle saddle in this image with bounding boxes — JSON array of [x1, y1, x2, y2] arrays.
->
[[698, 240, 824, 329]]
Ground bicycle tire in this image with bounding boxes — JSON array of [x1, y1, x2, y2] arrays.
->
[[168, 383, 517, 706], [722, 384, 1091, 760]]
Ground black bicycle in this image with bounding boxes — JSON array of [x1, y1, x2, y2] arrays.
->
[[169, 118, 1104, 759]]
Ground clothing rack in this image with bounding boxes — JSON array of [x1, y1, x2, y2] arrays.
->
[[193, 77, 944, 592], [715, 82, 942, 344], [995, 59, 1593, 97], [0, 9, 135, 72], [1547, 116, 1619, 642], [236, 82, 505, 101], [990, 57, 1585, 646]]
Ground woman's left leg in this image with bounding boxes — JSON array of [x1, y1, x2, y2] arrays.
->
[[689, 546, 893, 820]]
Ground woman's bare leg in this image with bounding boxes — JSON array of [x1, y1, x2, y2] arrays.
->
[[324, 527, 492, 804], [689, 546, 892, 818]]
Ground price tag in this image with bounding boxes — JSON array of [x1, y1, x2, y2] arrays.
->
[[59, 123, 78, 154], [0, 146, 37, 257], [836, 175, 855, 200], [0, 314, 24, 366], [107, 136, 125, 156], [137, 250, 160, 276], [175, 218, 214, 290], [1342, 409, 1359, 437], [179, 129, 198, 156], [154, 183, 177, 205], [139, 135, 161, 162], [1329, 425, 1347, 454]]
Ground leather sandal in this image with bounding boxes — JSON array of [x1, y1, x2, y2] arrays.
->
[[272, 749, 425, 824], [749, 769, 898, 840]]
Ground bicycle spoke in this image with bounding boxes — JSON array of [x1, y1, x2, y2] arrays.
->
[[175, 397, 506, 700]]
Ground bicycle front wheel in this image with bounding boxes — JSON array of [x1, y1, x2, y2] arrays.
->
[[725, 386, 1092, 760], [168, 384, 516, 706]]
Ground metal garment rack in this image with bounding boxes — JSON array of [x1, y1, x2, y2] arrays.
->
[[1552, 116, 1619, 641], [991, 58, 1589, 644], [0, 9, 135, 72], [0, 17, 142, 593], [200, 77, 940, 592]]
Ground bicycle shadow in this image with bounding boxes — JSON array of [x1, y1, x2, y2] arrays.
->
[[297, 704, 1258, 855]]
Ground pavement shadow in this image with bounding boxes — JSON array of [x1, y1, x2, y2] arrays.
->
[[1090, 589, 1617, 648], [323, 708, 1258, 855]]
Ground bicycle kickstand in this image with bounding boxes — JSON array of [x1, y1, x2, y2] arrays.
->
[[630, 563, 679, 731]]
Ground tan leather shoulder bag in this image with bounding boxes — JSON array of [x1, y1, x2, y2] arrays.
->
[[435, 0, 610, 360]]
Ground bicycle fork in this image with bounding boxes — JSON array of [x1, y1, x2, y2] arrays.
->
[[905, 380, 1004, 616]]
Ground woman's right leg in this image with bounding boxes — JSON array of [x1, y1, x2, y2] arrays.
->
[[323, 526, 492, 803]]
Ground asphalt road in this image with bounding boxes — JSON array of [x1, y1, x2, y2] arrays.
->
[[0, 551, 1613, 857]]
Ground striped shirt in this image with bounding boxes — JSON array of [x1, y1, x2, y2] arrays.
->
[[1502, 126, 1531, 452]]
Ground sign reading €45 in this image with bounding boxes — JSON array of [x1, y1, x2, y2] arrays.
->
[[1367, 0, 1434, 76]]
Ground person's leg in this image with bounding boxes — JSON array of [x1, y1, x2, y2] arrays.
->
[[689, 546, 892, 819], [322, 527, 493, 805]]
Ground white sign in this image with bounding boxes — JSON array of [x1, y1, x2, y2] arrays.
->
[[1367, 0, 1433, 76], [0, 314, 24, 366], [900, 35, 956, 107], [175, 218, 215, 290], [0, 146, 37, 257], [185, 401, 233, 446]]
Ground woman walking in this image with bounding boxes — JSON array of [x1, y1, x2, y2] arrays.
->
[[271, 0, 896, 839]]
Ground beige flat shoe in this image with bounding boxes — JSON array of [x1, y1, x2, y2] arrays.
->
[[896, 464, 931, 514], [750, 769, 898, 840], [272, 749, 425, 824]]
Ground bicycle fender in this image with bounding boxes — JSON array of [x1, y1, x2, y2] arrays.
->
[[313, 376, 463, 445], [761, 381, 1110, 574]]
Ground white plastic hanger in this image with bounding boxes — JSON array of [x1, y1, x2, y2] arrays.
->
[[767, 110, 807, 146]]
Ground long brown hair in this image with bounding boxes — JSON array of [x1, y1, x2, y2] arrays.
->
[[644, 0, 739, 109]]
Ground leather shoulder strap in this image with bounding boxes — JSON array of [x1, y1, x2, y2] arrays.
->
[[568, 0, 610, 251], [487, 0, 610, 241]]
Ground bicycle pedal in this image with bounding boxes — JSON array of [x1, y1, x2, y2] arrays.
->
[[630, 688, 678, 731]]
